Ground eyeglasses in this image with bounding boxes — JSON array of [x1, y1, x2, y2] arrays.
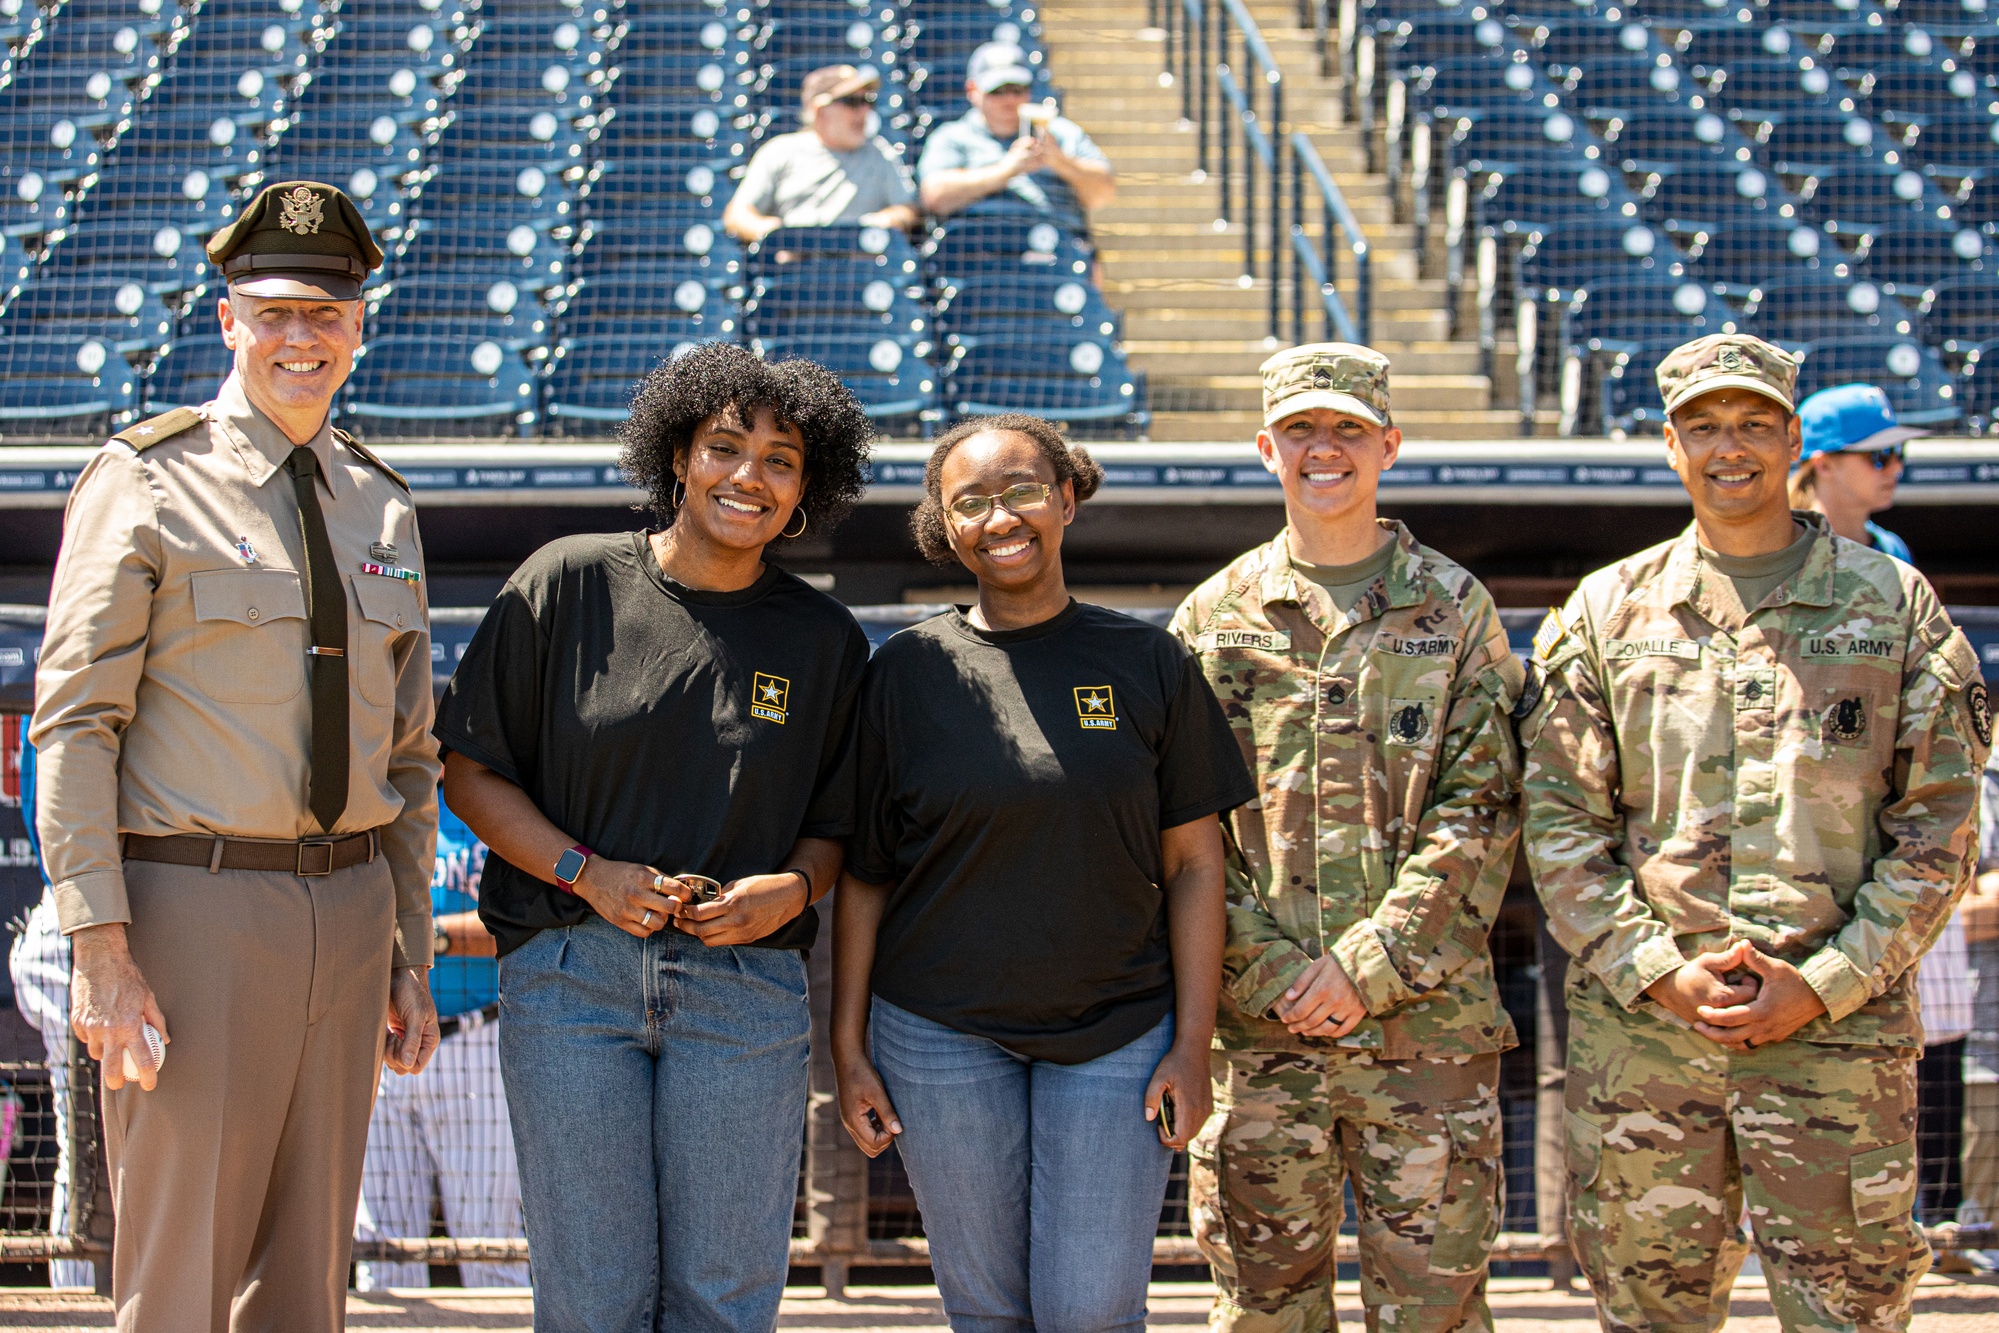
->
[[833, 93, 876, 107], [947, 482, 1052, 521]]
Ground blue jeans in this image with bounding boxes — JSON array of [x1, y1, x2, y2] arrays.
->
[[870, 998, 1175, 1333], [499, 917, 809, 1333]]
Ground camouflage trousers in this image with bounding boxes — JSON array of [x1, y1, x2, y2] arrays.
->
[[1189, 1048, 1504, 1333], [1565, 977, 1927, 1333]]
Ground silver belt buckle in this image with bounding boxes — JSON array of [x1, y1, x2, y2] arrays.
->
[[296, 840, 335, 877]]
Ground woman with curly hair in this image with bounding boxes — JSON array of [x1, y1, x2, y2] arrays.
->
[[831, 414, 1254, 1333], [435, 343, 872, 1332]]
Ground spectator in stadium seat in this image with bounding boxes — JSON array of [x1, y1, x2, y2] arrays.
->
[[437, 344, 873, 1333], [353, 789, 527, 1292], [32, 181, 442, 1332], [834, 415, 1252, 1333], [1522, 334, 1989, 1333], [1789, 382, 1922, 562], [723, 65, 918, 243], [917, 43, 1116, 234]]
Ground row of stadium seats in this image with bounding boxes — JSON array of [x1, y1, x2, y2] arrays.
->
[[1361, 0, 1999, 430], [0, 0, 1146, 440]]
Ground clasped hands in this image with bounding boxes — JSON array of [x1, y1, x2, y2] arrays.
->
[[1274, 953, 1370, 1039], [1643, 939, 1828, 1050], [569, 856, 808, 947]]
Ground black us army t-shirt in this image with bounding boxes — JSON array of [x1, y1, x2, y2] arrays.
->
[[435, 532, 869, 955], [850, 601, 1256, 1064]]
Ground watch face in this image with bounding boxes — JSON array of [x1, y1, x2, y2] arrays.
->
[[554, 847, 588, 884]]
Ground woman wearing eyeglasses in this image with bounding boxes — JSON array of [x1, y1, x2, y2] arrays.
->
[[1788, 383, 1925, 561], [435, 344, 873, 1333], [831, 414, 1255, 1333]]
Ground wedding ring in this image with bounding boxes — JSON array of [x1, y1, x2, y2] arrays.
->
[[652, 873, 667, 892], [641, 909, 655, 927]]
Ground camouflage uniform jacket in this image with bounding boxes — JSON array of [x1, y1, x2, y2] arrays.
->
[[1519, 513, 1991, 1047], [1171, 521, 1524, 1059]]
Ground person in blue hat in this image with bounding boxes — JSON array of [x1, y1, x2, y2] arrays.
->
[[1789, 383, 1924, 562]]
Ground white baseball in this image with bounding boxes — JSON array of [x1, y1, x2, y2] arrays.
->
[[120, 1022, 165, 1083]]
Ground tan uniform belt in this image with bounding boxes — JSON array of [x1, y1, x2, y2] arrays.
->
[[122, 829, 382, 877]]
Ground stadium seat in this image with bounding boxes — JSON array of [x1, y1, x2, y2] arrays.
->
[[42, 215, 212, 294], [544, 334, 705, 429], [1740, 272, 1919, 338], [934, 270, 1120, 348], [1638, 161, 1794, 226], [582, 216, 744, 279], [0, 333, 138, 436], [1712, 57, 1854, 115], [1748, 107, 1887, 167], [1677, 21, 1807, 78], [942, 337, 1146, 437], [1559, 55, 1695, 115], [1602, 105, 1759, 165], [1675, 214, 1835, 282], [562, 270, 740, 340], [1794, 333, 1961, 423], [342, 335, 541, 439], [1792, 160, 1954, 226], [752, 333, 938, 432], [928, 215, 1092, 283], [1917, 272, 1999, 353], [367, 269, 555, 347], [0, 272, 177, 350], [1851, 219, 1987, 287], [1597, 336, 1700, 433], [750, 224, 921, 277], [1953, 335, 1999, 430], [145, 333, 232, 412]]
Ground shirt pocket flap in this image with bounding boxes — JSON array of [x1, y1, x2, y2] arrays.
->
[[1850, 1140, 1918, 1227], [190, 568, 306, 627], [351, 573, 421, 631]]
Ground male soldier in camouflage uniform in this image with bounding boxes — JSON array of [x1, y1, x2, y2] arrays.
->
[[1171, 344, 1525, 1333], [1519, 333, 1991, 1333]]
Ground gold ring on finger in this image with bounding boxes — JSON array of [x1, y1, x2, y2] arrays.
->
[[641, 909, 655, 927], [652, 873, 667, 892]]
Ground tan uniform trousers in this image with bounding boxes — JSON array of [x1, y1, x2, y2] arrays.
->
[[106, 855, 395, 1333]]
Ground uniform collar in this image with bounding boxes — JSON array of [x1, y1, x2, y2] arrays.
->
[[1662, 509, 1839, 616], [211, 372, 341, 498], [1257, 519, 1428, 635]]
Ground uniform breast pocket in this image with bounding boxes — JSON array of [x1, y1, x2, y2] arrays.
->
[[189, 568, 307, 705], [349, 574, 422, 707]]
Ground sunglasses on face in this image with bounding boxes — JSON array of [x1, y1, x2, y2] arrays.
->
[[1855, 446, 1905, 470], [947, 481, 1053, 521], [833, 93, 876, 107]]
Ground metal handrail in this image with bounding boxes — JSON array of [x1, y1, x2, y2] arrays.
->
[[1289, 131, 1370, 343]]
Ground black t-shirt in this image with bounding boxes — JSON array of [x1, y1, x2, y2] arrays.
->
[[435, 532, 869, 956], [850, 601, 1256, 1064]]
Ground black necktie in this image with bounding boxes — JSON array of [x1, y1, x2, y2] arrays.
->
[[288, 447, 349, 833]]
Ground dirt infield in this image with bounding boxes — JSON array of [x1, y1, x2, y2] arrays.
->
[[1, 1277, 1997, 1330]]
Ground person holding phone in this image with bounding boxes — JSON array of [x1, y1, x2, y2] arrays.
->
[[832, 414, 1253, 1333], [436, 344, 873, 1332]]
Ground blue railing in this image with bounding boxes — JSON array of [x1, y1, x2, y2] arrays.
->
[[1156, 0, 1371, 344]]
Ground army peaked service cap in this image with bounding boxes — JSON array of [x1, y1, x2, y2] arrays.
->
[[1656, 333, 1800, 416], [1260, 343, 1392, 427], [205, 180, 384, 301]]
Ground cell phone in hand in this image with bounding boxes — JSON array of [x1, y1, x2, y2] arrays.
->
[[1158, 1090, 1177, 1144]]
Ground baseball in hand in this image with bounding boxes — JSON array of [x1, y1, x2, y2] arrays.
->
[[120, 1023, 165, 1083]]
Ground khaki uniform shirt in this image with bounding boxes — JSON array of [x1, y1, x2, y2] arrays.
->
[[1170, 521, 1525, 1059], [1519, 513, 1990, 1048], [31, 374, 441, 968]]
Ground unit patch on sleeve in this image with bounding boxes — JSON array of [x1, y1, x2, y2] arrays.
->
[[1074, 685, 1118, 729], [1972, 681, 1993, 747], [752, 673, 790, 724]]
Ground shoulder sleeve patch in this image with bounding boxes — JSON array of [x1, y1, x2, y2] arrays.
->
[[334, 429, 410, 490], [1970, 680, 1992, 749], [110, 406, 203, 451]]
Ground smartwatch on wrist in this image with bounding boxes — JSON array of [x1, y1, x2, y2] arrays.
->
[[553, 845, 592, 892]]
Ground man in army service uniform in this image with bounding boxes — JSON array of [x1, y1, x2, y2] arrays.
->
[[1172, 344, 1525, 1333], [31, 181, 442, 1330], [1520, 333, 1991, 1333]]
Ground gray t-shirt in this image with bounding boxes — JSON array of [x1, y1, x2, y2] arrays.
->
[[1697, 522, 1814, 613], [731, 130, 915, 228], [1292, 540, 1396, 615], [916, 108, 1110, 232]]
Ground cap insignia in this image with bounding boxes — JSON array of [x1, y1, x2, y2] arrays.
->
[[279, 185, 325, 236], [1717, 347, 1744, 372], [1311, 367, 1333, 389]]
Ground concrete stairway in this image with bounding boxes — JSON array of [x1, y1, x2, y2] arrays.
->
[[1039, 0, 1536, 440]]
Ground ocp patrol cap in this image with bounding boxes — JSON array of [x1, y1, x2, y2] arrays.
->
[[204, 180, 384, 300], [1656, 333, 1799, 416], [1260, 342, 1391, 427]]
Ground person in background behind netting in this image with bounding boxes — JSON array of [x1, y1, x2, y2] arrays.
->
[[722, 64, 918, 244], [1959, 752, 1999, 1271], [437, 344, 872, 1333], [1789, 383, 1922, 562], [833, 415, 1254, 1333], [917, 42, 1115, 235], [353, 788, 527, 1292], [7, 739, 93, 1292]]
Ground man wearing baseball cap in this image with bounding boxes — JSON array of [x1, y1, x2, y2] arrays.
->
[[723, 63, 917, 242], [1170, 344, 1523, 1332], [1791, 382, 1925, 562], [1521, 333, 1989, 1331], [32, 179, 442, 1329], [917, 41, 1114, 232]]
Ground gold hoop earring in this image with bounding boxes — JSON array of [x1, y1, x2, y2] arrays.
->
[[781, 505, 809, 539], [670, 477, 685, 509]]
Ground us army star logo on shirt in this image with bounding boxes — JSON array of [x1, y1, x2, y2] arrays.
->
[[1074, 685, 1117, 730], [751, 673, 790, 724], [279, 185, 325, 235]]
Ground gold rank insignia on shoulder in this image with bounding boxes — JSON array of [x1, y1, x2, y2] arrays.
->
[[752, 673, 790, 724], [1074, 685, 1118, 730]]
